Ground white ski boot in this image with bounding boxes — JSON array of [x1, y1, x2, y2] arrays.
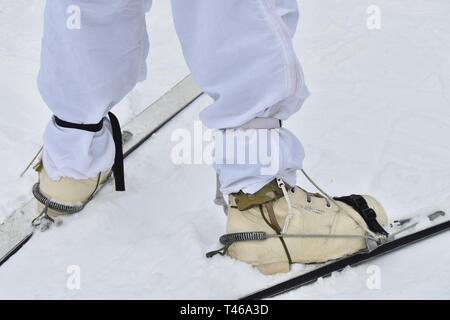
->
[[209, 171, 389, 275]]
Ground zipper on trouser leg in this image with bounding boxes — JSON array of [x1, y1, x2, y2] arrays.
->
[[259, 0, 299, 100]]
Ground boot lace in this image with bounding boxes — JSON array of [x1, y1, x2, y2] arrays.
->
[[278, 170, 375, 237]]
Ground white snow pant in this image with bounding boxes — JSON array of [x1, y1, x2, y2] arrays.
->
[[38, 0, 309, 194]]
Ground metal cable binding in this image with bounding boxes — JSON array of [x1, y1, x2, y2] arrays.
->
[[31, 171, 109, 231], [30, 172, 106, 230], [206, 230, 382, 258], [31, 199, 55, 231], [219, 231, 377, 245]]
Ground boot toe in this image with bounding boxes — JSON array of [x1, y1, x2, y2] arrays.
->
[[362, 195, 389, 226]]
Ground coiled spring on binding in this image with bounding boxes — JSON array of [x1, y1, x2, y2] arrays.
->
[[219, 232, 267, 245], [30, 174, 103, 230], [206, 232, 268, 258], [32, 183, 86, 215]]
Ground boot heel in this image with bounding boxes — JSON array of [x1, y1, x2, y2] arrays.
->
[[255, 262, 290, 275]]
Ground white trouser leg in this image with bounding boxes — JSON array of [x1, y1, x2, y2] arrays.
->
[[172, 0, 310, 193], [38, 0, 151, 180]]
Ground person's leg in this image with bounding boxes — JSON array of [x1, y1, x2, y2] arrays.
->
[[34, 0, 151, 220], [38, 0, 151, 181], [172, 0, 310, 194], [172, 0, 390, 275]]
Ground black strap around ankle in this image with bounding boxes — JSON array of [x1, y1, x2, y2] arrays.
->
[[54, 112, 125, 191]]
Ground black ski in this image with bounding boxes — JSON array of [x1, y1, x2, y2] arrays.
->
[[240, 212, 450, 300]]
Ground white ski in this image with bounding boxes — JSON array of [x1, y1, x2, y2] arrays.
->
[[0, 75, 202, 266]]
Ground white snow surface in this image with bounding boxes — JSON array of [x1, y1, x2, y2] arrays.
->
[[1, 0, 450, 299]]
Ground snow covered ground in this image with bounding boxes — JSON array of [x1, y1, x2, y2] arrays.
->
[[1, 0, 449, 299]]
